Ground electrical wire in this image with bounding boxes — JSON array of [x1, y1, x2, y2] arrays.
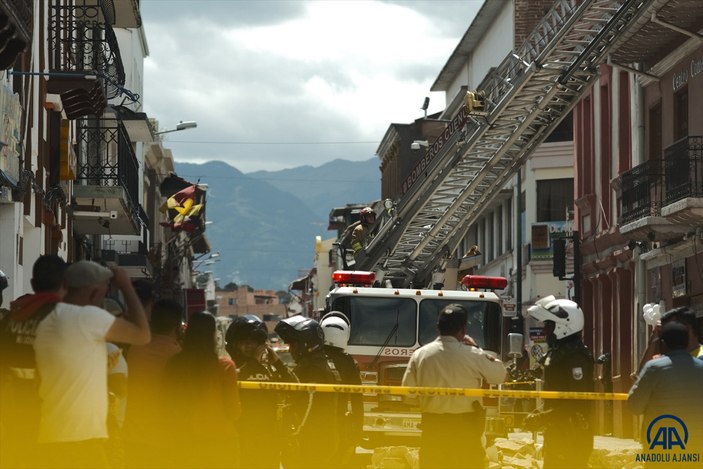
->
[[166, 140, 380, 145]]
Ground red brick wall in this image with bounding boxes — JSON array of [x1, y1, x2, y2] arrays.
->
[[514, 0, 556, 49]]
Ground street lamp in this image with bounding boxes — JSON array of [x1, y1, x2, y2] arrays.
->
[[154, 121, 197, 135]]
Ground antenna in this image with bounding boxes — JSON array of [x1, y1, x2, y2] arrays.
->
[[421, 97, 430, 118]]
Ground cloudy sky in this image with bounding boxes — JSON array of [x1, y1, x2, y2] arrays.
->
[[139, 0, 482, 173]]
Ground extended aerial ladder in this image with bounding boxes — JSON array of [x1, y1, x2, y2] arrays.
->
[[357, 0, 661, 288]]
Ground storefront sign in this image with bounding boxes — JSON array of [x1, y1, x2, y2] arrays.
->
[[672, 56, 703, 92], [530, 220, 574, 260]]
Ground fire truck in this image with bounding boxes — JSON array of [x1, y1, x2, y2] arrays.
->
[[326, 0, 658, 447], [326, 270, 515, 447]]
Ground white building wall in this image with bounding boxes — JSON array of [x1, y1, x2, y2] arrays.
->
[[470, 6, 514, 87], [107, 27, 150, 253], [445, 4, 514, 103], [313, 237, 335, 312]]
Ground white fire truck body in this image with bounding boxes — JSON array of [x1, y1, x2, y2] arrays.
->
[[326, 271, 507, 446]]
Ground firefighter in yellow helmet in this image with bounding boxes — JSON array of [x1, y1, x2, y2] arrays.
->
[[350, 207, 375, 255]]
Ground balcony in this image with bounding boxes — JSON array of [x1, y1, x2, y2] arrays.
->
[[72, 118, 144, 236], [661, 137, 703, 224], [0, 0, 33, 69], [80, 0, 142, 28], [47, 1, 126, 119], [619, 137, 703, 241], [102, 239, 153, 278]]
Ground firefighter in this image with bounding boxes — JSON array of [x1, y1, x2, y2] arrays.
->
[[524, 296, 594, 469], [350, 207, 376, 255], [225, 316, 297, 469], [320, 312, 363, 467], [274, 316, 340, 469]]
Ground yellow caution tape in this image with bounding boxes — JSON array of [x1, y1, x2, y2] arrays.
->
[[238, 381, 628, 401]]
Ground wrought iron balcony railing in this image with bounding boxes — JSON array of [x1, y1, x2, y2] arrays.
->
[[620, 159, 665, 225], [620, 136, 703, 225], [49, 1, 125, 99], [0, 0, 33, 69], [76, 118, 139, 218], [664, 136, 703, 205]]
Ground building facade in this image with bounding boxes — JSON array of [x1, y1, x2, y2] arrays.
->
[[0, 1, 207, 309]]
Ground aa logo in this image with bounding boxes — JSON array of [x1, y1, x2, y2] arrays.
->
[[646, 414, 688, 450]]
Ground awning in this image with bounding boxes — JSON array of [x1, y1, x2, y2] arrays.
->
[[47, 77, 107, 120], [289, 275, 310, 291]]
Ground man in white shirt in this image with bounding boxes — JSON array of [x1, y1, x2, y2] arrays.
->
[[34, 261, 150, 469], [402, 304, 506, 469]]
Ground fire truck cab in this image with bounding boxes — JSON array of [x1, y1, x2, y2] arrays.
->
[[326, 270, 510, 447]]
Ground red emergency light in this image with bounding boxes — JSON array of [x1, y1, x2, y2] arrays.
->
[[461, 275, 508, 290], [332, 270, 376, 286]]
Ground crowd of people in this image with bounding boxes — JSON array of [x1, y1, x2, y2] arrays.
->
[[0, 257, 364, 469], [1, 256, 702, 469]]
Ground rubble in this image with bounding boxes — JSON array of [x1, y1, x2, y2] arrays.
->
[[366, 433, 643, 468], [369, 446, 419, 469]]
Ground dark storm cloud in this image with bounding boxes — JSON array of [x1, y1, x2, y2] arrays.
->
[[140, 1, 480, 172]]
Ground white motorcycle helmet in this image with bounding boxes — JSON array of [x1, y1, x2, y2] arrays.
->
[[320, 311, 351, 351], [527, 295, 584, 340]]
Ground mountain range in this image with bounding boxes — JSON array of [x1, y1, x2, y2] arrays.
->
[[174, 158, 380, 291]]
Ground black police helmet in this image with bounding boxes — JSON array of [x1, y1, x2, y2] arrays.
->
[[274, 316, 325, 357], [226, 315, 268, 345]]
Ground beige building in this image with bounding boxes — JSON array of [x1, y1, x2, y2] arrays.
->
[[217, 286, 287, 321]]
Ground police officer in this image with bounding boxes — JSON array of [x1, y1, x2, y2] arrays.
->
[[225, 316, 297, 469], [320, 312, 363, 467], [525, 296, 594, 469], [274, 316, 340, 469]]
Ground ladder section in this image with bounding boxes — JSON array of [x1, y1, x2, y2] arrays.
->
[[360, 0, 660, 287]]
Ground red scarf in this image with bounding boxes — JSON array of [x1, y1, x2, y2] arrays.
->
[[10, 292, 62, 321]]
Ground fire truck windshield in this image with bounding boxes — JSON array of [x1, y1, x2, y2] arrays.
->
[[345, 297, 416, 346], [419, 299, 501, 351], [331, 296, 502, 352]]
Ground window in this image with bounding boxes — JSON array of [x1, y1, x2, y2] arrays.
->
[[544, 111, 573, 142], [537, 179, 574, 222], [497, 206, 503, 256], [228, 298, 235, 305], [674, 88, 688, 141], [649, 102, 662, 159], [333, 296, 417, 347], [419, 299, 502, 352]]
